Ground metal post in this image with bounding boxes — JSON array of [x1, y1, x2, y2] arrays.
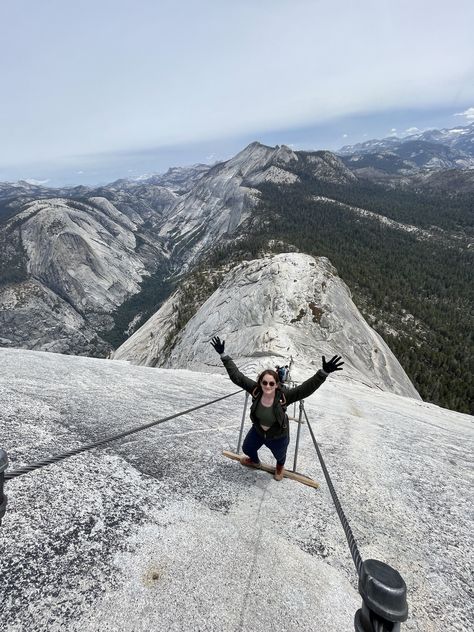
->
[[0, 449, 8, 526], [292, 400, 304, 472], [354, 559, 408, 631], [292, 382, 297, 419], [236, 392, 250, 453]]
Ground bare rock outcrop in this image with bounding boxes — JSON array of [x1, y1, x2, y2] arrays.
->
[[114, 252, 420, 399]]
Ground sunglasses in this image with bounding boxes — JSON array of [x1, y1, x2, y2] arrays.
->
[[262, 380, 276, 387]]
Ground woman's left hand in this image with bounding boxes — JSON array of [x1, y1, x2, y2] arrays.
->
[[322, 355, 344, 373]]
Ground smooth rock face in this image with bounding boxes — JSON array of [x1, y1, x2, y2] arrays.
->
[[157, 143, 356, 271], [115, 253, 420, 399], [156, 144, 269, 269], [0, 196, 160, 354], [1, 348, 471, 631], [0, 279, 109, 355], [113, 289, 182, 366], [20, 197, 146, 313]]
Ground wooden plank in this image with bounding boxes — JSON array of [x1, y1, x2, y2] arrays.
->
[[223, 450, 319, 489]]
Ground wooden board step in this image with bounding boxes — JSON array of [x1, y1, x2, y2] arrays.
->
[[223, 450, 319, 489], [288, 416, 304, 423]]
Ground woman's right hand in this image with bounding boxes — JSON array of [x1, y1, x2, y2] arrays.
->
[[211, 336, 225, 354]]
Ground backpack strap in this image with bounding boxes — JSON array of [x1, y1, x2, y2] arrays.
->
[[277, 389, 287, 410], [251, 387, 286, 410]]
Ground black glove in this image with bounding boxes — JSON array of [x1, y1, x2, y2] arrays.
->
[[211, 336, 225, 355], [322, 355, 344, 373]]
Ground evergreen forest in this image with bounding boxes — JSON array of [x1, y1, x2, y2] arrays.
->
[[206, 178, 473, 414]]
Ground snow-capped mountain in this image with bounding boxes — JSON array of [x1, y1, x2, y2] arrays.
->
[[114, 253, 420, 399], [341, 139, 473, 174], [399, 122, 474, 155], [339, 122, 474, 157], [338, 122, 474, 183], [0, 346, 471, 630]]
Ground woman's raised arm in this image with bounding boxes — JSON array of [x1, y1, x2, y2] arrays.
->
[[210, 336, 257, 394], [284, 355, 344, 404]]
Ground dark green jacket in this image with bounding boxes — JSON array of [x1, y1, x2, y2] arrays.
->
[[221, 355, 328, 439]]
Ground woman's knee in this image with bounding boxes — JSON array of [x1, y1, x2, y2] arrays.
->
[[270, 435, 289, 463], [242, 427, 261, 455]]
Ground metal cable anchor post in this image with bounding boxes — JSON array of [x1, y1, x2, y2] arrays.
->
[[0, 449, 8, 526], [354, 559, 408, 631], [236, 392, 250, 454]]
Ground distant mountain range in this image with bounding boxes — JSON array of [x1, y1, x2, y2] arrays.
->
[[0, 122, 472, 413], [340, 121, 474, 156], [338, 122, 474, 186]]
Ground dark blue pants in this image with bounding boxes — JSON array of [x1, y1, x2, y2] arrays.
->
[[242, 425, 290, 466]]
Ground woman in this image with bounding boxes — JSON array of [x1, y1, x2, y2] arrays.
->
[[211, 336, 343, 481]]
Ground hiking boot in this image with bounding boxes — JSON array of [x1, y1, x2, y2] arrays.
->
[[274, 464, 285, 481], [240, 456, 260, 468]]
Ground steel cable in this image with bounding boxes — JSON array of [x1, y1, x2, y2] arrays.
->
[[303, 404, 364, 577], [5, 389, 243, 481]]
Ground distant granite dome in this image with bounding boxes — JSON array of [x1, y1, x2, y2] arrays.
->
[[114, 253, 420, 399], [0, 196, 161, 355]]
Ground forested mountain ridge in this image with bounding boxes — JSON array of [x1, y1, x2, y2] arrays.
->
[[200, 172, 472, 413], [113, 147, 472, 412]]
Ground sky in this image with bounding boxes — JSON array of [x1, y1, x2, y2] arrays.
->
[[1, 0, 474, 186]]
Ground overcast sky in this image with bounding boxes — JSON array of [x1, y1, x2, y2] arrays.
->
[[1, 0, 474, 185]]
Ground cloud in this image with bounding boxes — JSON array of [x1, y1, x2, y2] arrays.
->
[[454, 107, 474, 120], [405, 127, 420, 134], [342, 133, 348, 138], [2, 1, 474, 169], [25, 178, 50, 185]]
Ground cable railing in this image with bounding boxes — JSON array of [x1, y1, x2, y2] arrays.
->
[[0, 386, 408, 631], [0, 389, 242, 519], [301, 401, 407, 631]]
